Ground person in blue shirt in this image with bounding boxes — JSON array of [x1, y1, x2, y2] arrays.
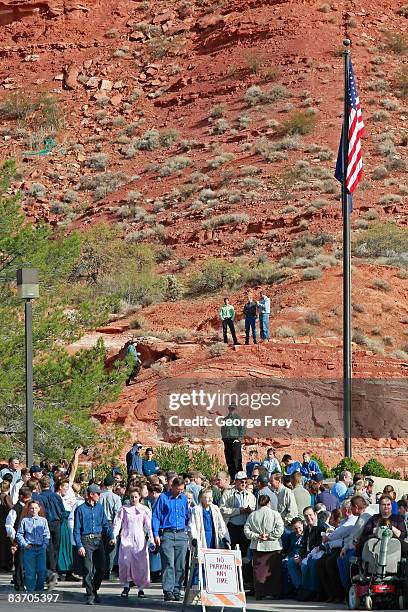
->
[[74, 484, 115, 605], [281, 454, 302, 476], [331, 470, 353, 503], [257, 291, 270, 342], [16, 500, 50, 592], [142, 448, 159, 477], [284, 518, 304, 597], [262, 447, 281, 478], [300, 452, 322, 481], [126, 442, 143, 477], [246, 450, 260, 478], [152, 478, 189, 602]]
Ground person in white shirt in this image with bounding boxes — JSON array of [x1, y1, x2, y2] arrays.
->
[[220, 471, 256, 559], [257, 291, 271, 342]]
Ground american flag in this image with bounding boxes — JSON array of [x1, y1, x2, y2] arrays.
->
[[335, 60, 365, 195]]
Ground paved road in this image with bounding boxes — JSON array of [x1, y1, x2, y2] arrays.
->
[[0, 574, 345, 612]]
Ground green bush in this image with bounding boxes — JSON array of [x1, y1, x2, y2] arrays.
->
[[332, 457, 361, 477], [311, 454, 335, 478], [362, 458, 390, 478], [154, 444, 190, 474], [154, 444, 225, 479], [190, 447, 225, 480]]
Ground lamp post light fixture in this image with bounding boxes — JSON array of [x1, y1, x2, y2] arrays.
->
[[16, 268, 39, 468]]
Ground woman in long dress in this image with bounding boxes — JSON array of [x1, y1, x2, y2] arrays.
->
[[244, 494, 284, 600], [113, 486, 153, 599]]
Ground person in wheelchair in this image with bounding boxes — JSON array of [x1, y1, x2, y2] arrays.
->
[[357, 494, 407, 556], [348, 494, 408, 610]]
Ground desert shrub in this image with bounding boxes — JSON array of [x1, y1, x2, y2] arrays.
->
[[364, 209, 379, 221], [87, 153, 109, 170], [126, 226, 165, 242], [283, 111, 317, 135], [211, 119, 229, 135], [126, 190, 142, 203], [302, 267, 322, 281], [394, 66, 408, 97], [207, 153, 235, 169], [242, 237, 259, 251], [384, 30, 408, 55], [372, 165, 388, 180], [157, 156, 191, 177], [129, 315, 148, 330], [159, 128, 180, 148], [238, 114, 251, 129], [372, 278, 391, 292], [63, 189, 77, 204], [203, 213, 249, 229], [242, 165, 261, 177], [317, 3, 330, 11], [245, 50, 265, 74], [244, 84, 287, 107], [190, 447, 226, 479], [367, 78, 388, 92], [354, 219, 369, 230], [275, 326, 296, 338], [133, 129, 161, 150], [209, 105, 224, 119], [208, 342, 228, 357], [306, 312, 321, 326], [386, 156, 406, 171], [354, 223, 408, 258], [381, 98, 399, 110], [371, 110, 390, 122], [30, 183, 46, 199], [78, 172, 128, 201], [0, 91, 38, 120], [149, 35, 171, 59], [379, 194, 402, 205]]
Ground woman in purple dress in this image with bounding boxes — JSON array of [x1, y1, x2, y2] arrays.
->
[[113, 487, 153, 599]]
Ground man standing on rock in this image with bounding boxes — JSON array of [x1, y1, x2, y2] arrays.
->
[[221, 403, 245, 480], [257, 291, 270, 342], [243, 293, 257, 345], [219, 297, 239, 345]]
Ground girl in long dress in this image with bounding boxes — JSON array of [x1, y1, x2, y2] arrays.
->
[[113, 486, 153, 599]]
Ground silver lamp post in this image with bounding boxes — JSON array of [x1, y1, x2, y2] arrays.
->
[[16, 268, 39, 467]]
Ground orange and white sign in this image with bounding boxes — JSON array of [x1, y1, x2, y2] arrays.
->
[[198, 548, 246, 609]]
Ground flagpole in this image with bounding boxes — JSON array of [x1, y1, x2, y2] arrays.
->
[[342, 38, 352, 458]]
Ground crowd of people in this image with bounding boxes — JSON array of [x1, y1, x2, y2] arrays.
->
[[0, 442, 408, 607]]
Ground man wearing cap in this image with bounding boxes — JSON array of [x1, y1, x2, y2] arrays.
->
[[74, 484, 115, 605], [152, 477, 189, 602], [220, 472, 256, 558], [126, 442, 143, 477], [100, 476, 122, 580], [221, 403, 245, 481]]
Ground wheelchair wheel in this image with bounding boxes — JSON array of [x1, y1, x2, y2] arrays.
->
[[364, 595, 372, 610], [399, 594, 405, 610], [348, 585, 361, 610]]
